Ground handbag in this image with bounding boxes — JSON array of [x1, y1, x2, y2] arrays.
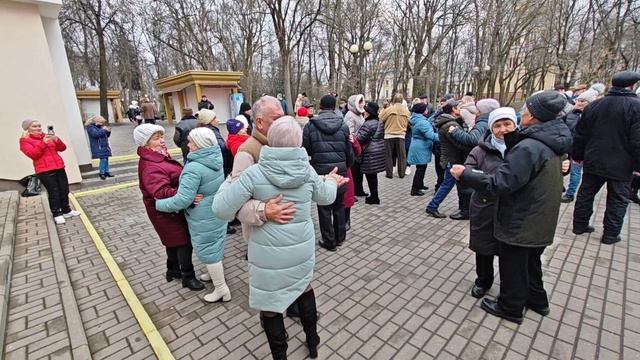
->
[[19, 175, 41, 197]]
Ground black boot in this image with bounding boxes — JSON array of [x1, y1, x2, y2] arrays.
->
[[165, 269, 181, 282], [182, 275, 205, 291], [344, 208, 351, 232], [286, 302, 300, 318], [296, 290, 320, 359], [261, 313, 288, 360]]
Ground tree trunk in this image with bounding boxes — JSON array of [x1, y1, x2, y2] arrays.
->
[[282, 52, 294, 115], [97, 28, 109, 120]]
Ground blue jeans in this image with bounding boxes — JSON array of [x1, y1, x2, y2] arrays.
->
[[99, 158, 110, 175], [427, 164, 455, 210], [565, 161, 583, 197]]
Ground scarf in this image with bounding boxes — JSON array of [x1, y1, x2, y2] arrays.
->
[[491, 135, 507, 157]]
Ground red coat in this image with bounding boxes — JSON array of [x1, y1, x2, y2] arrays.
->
[[227, 133, 250, 156], [344, 139, 363, 208], [19, 133, 66, 174], [137, 147, 190, 247]]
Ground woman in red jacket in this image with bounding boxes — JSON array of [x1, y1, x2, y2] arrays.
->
[[19, 119, 80, 224], [134, 124, 204, 291]]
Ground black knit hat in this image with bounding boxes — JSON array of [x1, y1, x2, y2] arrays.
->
[[319, 95, 336, 110], [364, 102, 379, 117], [412, 102, 428, 114], [611, 71, 640, 88], [525, 91, 567, 122], [239, 102, 251, 114]]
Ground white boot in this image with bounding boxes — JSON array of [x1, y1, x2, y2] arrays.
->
[[199, 272, 212, 282], [204, 262, 231, 303]]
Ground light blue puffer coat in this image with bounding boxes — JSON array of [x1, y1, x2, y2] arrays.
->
[[156, 146, 227, 264], [212, 146, 337, 313], [408, 112, 439, 165]]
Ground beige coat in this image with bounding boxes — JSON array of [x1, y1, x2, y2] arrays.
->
[[380, 103, 410, 138]]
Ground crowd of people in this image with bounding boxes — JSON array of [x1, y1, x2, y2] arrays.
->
[[19, 69, 640, 359]]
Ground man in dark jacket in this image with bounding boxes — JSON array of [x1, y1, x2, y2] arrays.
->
[[451, 91, 572, 324], [572, 71, 640, 244], [198, 95, 214, 110], [426, 99, 469, 220], [173, 108, 198, 162], [303, 95, 354, 251]]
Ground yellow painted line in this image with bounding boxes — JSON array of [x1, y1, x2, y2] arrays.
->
[[74, 181, 139, 198], [91, 148, 181, 166], [69, 194, 175, 360]]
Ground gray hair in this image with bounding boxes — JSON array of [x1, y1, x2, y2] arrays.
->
[[267, 116, 302, 148], [252, 96, 282, 120]]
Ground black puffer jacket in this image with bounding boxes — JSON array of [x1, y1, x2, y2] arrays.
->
[[356, 116, 385, 174], [460, 119, 572, 248], [436, 113, 467, 167], [303, 110, 354, 179], [173, 116, 198, 158], [464, 132, 504, 256], [563, 109, 583, 133], [450, 113, 490, 152], [203, 124, 233, 176], [572, 87, 640, 181]]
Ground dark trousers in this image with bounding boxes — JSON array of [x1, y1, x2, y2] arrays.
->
[[365, 173, 379, 200], [457, 184, 472, 213], [317, 193, 345, 248], [352, 162, 366, 195], [573, 173, 630, 237], [433, 143, 444, 188], [475, 253, 494, 290], [144, 118, 156, 124], [411, 164, 428, 191], [385, 138, 406, 178], [166, 244, 195, 278], [37, 169, 71, 217], [497, 242, 548, 317]]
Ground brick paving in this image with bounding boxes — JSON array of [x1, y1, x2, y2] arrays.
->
[[4, 122, 640, 359], [4, 196, 73, 359], [63, 164, 640, 359]]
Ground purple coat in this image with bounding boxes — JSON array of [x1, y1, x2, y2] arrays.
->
[[137, 147, 190, 247]]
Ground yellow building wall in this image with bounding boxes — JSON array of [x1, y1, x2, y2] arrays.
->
[[0, 1, 82, 182]]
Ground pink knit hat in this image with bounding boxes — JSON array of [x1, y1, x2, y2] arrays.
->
[[21, 119, 37, 130]]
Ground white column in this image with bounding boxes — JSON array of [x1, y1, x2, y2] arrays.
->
[[42, 17, 92, 167]]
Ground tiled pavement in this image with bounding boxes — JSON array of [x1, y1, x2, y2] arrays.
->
[[35, 164, 640, 359], [4, 196, 73, 359]]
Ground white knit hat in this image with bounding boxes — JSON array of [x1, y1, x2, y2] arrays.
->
[[267, 116, 302, 147], [577, 89, 598, 103], [234, 114, 249, 128], [488, 107, 517, 132], [589, 83, 606, 95], [133, 124, 164, 147], [196, 108, 217, 125], [187, 127, 217, 149]]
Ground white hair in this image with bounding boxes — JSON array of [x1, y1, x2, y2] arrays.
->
[[267, 116, 302, 148], [253, 96, 282, 120]]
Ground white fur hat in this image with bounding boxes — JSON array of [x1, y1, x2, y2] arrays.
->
[[188, 127, 218, 149], [133, 124, 164, 147], [234, 114, 249, 128]]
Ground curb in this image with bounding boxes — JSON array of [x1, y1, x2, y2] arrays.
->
[[0, 191, 19, 356], [40, 195, 93, 359]]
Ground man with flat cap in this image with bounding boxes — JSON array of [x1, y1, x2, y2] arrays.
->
[[571, 70, 640, 245], [451, 91, 572, 324]]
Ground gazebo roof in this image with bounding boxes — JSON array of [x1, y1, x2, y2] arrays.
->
[[76, 90, 121, 100], [155, 70, 243, 93]]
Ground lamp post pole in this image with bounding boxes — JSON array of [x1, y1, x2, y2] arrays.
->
[[350, 41, 373, 95]]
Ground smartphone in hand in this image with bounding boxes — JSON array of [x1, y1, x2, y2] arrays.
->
[[47, 125, 55, 135]]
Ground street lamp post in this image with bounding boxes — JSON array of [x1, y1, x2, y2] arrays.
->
[[350, 41, 373, 95]]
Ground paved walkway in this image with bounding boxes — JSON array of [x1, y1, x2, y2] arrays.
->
[[3, 124, 640, 359], [57, 168, 640, 359]]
